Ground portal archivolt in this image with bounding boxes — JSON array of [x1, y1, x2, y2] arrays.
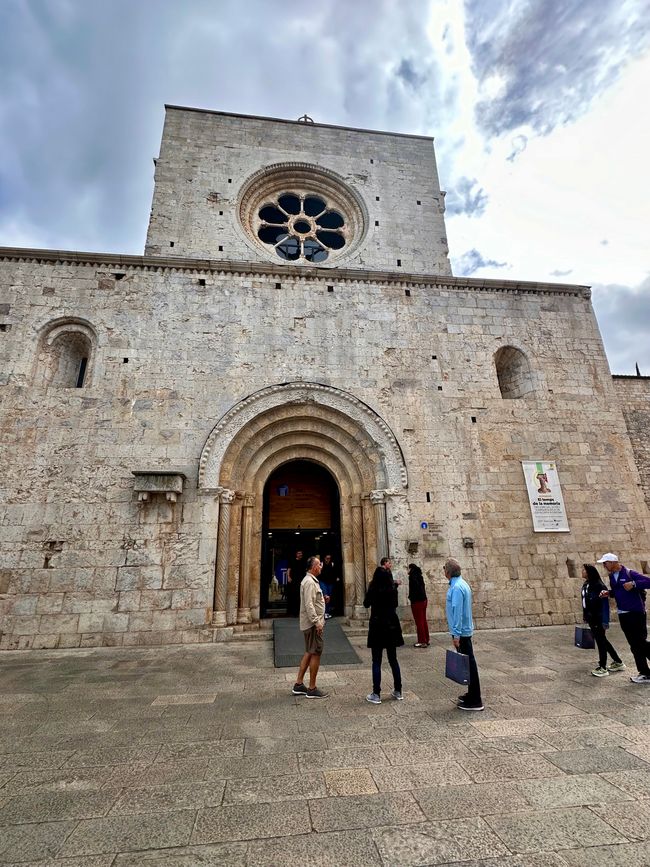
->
[[197, 382, 407, 627]]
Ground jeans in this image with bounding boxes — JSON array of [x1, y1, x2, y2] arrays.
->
[[619, 611, 650, 676], [458, 636, 482, 704], [319, 582, 333, 615], [371, 645, 401, 695], [590, 623, 622, 669]]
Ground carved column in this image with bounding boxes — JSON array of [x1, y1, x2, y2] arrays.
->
[[237, 493, 255, 624], [370, 489, 389, 564], [352, 501, 366, 618], [213, 488, 235, 627]]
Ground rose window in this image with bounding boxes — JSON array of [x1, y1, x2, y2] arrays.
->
[[256, 194, 346, 263], [238, 163, 368, 266]]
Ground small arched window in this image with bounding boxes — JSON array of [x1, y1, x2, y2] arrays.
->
[[494, 345, 534, 399], [35, 319, 96, 388]]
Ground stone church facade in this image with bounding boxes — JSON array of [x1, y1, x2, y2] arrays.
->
[[1, 106, 649, 650]]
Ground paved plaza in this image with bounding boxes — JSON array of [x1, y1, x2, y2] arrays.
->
[[0, 624, 649, 866]]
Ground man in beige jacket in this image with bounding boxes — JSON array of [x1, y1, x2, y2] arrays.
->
[[292, 556, 328, 698]]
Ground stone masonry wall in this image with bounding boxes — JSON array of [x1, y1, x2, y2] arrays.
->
[[613, 375, 650, 512], [145, 108, 451, 276], [1, 252, 649, 649]]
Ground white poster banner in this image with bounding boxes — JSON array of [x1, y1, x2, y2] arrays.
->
[[521, 461, 570, 532]]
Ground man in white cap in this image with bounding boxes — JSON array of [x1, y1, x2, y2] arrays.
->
[[597, 553, 650, 684]]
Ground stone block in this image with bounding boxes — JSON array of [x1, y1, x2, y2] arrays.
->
[[102, 613, 129, 633], [117, 591, 142, 612], [78, 613, 105, 633]]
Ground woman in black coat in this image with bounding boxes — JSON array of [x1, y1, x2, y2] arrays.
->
[[581, 563, 624, 677], [363, 568, 404, 703]]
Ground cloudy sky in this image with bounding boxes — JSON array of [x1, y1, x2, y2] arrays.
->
[[1, 0, 649, 373]]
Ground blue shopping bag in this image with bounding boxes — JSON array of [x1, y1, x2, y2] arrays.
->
[[445, 648, 470, 684]]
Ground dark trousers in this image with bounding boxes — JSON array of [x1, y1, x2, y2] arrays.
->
[[411, 600, 429, 644], [590, 623, 622, 669], [371, 645, 401, 695], [619, 611, 650, 676], [458, 636, 482, 704]]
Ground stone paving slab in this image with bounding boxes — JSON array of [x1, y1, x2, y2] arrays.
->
[[484, 806, 628, 853], [1, 624, 649, 865]]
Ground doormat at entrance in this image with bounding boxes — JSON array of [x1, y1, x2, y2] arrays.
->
[[273, 618, 362, 668]]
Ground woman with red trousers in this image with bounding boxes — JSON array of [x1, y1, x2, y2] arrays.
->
[[408, 563, 429, 647]]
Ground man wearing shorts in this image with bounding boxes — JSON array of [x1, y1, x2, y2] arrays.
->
[[292, 556, 328, 698]]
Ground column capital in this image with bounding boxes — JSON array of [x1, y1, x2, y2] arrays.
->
[[369, 489, 386, 505], [242, 493, 255, 508], [219, 488, 236, 504]]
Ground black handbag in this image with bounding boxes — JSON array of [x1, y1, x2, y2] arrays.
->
[[575, 626, 595, 649]]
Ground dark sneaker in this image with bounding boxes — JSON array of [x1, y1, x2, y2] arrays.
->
[[458, 700, 484, 712], [391, 690, 403, 701], [306, 687, 329, 698], [457, 693, 469, 705], [292, 682, 308, 695]]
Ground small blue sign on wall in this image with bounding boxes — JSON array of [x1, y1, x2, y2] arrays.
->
[[420, 521, 428, 530]]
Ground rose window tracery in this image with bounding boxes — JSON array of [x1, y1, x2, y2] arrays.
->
[[256, 194, 346, 263]]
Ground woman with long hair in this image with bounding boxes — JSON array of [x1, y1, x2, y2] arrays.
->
[[581, 563, 625, 677], [364, 566, 404, 703]]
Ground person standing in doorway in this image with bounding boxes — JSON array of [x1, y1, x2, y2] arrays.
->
[[445, 557, 484, 711], [292, 556, 328, 698], [320, 553, 339, 619], [581, 563, 625, 677], [597, 553, 650, 684], [364, 561, 404, 704], [408, 563, 429, 647], [286, 549, 304, 617]]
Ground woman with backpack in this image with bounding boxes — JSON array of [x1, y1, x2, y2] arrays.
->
[[581, 563, 625, 677]]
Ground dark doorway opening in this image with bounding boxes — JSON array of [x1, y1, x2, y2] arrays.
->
[[260, 460, 343, 619]]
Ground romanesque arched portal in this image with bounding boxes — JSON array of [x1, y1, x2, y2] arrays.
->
[[197, 382, 407, 626]]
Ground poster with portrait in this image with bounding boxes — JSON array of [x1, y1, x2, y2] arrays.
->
[[521, 461, 570, 532]]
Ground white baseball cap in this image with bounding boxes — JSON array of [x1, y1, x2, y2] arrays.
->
[[597, 553, 619, 563]]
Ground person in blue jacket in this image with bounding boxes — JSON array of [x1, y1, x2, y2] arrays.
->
[[445, 557, 483, 711], [581, 563, 624, 677], [597, 553, 650, 684]]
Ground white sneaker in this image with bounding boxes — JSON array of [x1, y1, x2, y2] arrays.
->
[[366, 692, 381, 704], [630, 674, 650, 684]]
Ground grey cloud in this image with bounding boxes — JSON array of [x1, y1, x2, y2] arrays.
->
[[465, 0, 650, 138], [550, 269, 573, 277], [592, 275, 650, 373], [453, 248, 508, 276], [0, 0, 441, 254], [506, 134, 528, 162], [396, 58, 428, 90], [445, 177, 488, 217]]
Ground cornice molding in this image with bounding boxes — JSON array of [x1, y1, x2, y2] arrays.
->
[[0, 245, 591, 299]]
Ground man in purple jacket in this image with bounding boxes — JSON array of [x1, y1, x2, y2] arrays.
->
[[597, 553, 650, 684]]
